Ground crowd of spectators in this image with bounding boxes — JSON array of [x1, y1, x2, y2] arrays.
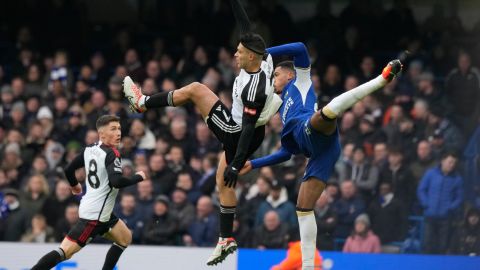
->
[[0, 0, 479, 256]]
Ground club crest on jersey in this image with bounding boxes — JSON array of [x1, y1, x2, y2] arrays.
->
[[304, 121, 311, 135]]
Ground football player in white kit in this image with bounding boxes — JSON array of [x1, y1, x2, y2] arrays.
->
[[31, 115, 146, 270], [123, 0, 280, 265]]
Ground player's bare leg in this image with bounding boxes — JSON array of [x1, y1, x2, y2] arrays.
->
[[31, 237, 81, 269], [123, 77, 218, 118], [206, 152, 238, 266], [310, 60, 402, 135], [101, 220, 132, 270], [296, 178, 326, 270]]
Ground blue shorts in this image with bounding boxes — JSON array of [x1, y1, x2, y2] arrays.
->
[[293, 118, 341, 182]]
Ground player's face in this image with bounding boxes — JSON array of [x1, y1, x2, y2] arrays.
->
[[100, 121, 121, 147], [235, 43, 251, 69], [273, 67, 293, 94]]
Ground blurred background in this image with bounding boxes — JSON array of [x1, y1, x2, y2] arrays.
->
[[0, 0, 479, 267]]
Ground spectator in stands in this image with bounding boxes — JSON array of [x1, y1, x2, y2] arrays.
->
[[149, 153, 176, 195], [196, 153, 217, 195], [255, 180, 297, 230], [124, 48, 146, 82], [20, 174, 49, 220], [372, 142, 388, 170], [315, 192, 337, 251], [253, 210, 290, 249], [425, 106, 465, 157], [343, 214, 381, 253], [20, 214, 55, 243], [136, 179, 155, 218], [143, 195, 179, 246], [116, 193, 144, 244], [170, 188, 195, 234], [176, 171, 201, 205], [194, 121, 221, 158], [334, 180, 366, 238], [185, 196, 218, 247], [380, 148, 415, 209], [338, 146, 379, 202], [166, 145, 192, 175], [129, 119, 156, 151], [356, 115, 386, 153], [410, 140, 436, 185], [238, 175, 271, 228], [41, 180, 78, 227], [416, 72, 444, 109], [417, 152, 463, 254], [368, 181, 407, 246], [445, 51, 480, 134], [233, 218, 251, 248], [449, 208, 480, 255], [1, 142, 25, 189], [1, 188, 28, 241], [54, 203, 79, 242]]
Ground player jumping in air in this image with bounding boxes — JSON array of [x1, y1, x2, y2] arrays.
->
[[123, 0, 281, 265], [31, 115, 146, 270], [239, 42, 402, 269]]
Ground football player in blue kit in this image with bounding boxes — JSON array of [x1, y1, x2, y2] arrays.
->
[[240, 42, 402, 269]]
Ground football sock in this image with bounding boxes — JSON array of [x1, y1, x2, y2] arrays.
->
[[102, 243, 127, 270], [297, 207, 316, 270], [31, 248, 66, 270], [219, 205, 236, 238], [322, 75, 387, 119], [144, 90, 175, 108]]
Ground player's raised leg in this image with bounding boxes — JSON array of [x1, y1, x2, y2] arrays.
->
[[206, 152, 238, 266], [310, 60, 403, 135], [101, 219, 132, 270], [296, 178, 326, 270], [123, 77, 218, 119], [31, 237, 81, 270]]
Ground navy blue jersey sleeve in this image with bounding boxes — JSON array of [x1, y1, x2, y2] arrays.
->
[[267, 42, 310, 68], [105, 148, 143, 188], [64, 149, 85, 186], [250, 147, 292, 169]]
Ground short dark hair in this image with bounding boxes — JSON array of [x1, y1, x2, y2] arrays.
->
[[441, 151, 459, 160], [239, 32, 266, 55], [276, 60, 294, 71], [96, 115, 120, 130]]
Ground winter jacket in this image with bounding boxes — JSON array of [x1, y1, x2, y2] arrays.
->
[[143, 212, 179, 245], [417, 166, 463, 218], [255, 188, 297, 228], [368, 194, 408, 243], [315, 205, 338, 251], [252, 223, 290, 249], [343, 231, 381, 253], [333, 195, 366, 238], [380, 165, 415, 208], [188, 212, 219, 247], [116, 209, 145, 244]]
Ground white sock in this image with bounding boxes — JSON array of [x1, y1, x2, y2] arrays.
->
[[297, 210, 317, 270], [322, 75, 387, 119]]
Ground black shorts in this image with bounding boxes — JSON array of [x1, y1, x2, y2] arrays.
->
[[66, 214, 119, 247], [206, 100, 265, 164]]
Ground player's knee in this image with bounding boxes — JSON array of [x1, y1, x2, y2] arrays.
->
[[120, 231, 133, 247]]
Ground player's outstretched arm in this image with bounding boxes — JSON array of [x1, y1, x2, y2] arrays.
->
[[105, 150, 144, 188], [267, 42, 310, 68], [64, 149, 85, 188], [251, 147, 292, 169], [229, 0, 252, 35]]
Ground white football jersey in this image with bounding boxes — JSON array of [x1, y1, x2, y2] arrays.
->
[[79, 141, 121, 222], [231, 54, 279, 127]]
